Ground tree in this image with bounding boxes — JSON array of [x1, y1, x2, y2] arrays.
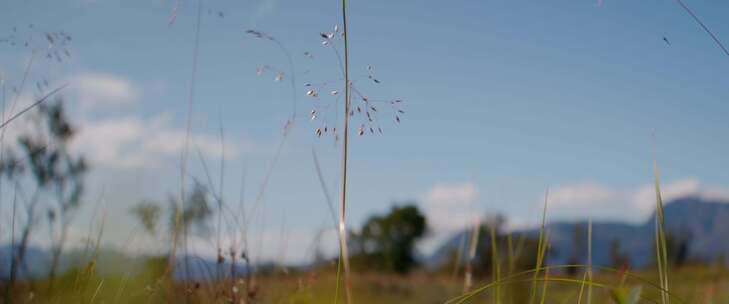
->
[[662, 228, 692, 268], [350, 204, 427, 274], [608, 238, 631, 270], [130, 182, 212, 243], [130, 200, 161, 236], [168, 183, 212, 237], [566, 223, 587, 276], [1, 98, 88, 295], [130, 183, 213, 275]]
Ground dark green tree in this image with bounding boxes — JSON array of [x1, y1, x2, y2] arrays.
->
[[130, 200, 161, 236], [130, 182, 212, 278], [566, 223, 588, 276], [661, 228, 692, 268], [168, 183, 213, 237], [608, 238, 631, 269], [39, 101, 88, 290], [350, 204, 427, 274], [1, 99, 88, 296], [130, 183, 213, 244], [0, 97, 88, 293]]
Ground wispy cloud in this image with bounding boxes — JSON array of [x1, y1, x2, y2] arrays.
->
[[72, 72, 137, 110], [65, 71, 259, 169], [421, 181, 480, 232], [549, 182, 620, 209], [73, 111, 248, 169], [1, 71, 253, 169], [416, 181, 481, 255]]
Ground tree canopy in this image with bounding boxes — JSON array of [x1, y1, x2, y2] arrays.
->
[[350, 204, 427, 274]]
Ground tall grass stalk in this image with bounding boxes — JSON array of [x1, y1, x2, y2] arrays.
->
[[653, 160, 670, 304], [5, 190, 16, 302], [529, 189, 549, 304], [464, 219, 480, 293], [577, 218, 593, 304], [489, 222, 500, 304], [0, 80, 5, 264], [538, 238, 550, 304], [336, 0, 353, 303], [0, 84, 68, 130], [587, 217, 593, 303], [4, 52, 36, 303], [216, 117, 225, 283], [506, 232, 515, 304], [577, 270, 589, 304], [450, 233, 467, 285], [313, 148, 347, 304], [674, 0, 729, 58], [312, 149, 337, 228], [174, 0, 203, 296], [448, 264, 682, 304]]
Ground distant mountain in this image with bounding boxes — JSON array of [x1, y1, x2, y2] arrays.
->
[[0, 244, 50, 279], [428, 196, 729, 269], [0, 245, 144, 280], [173, 255, 253, 281], [0, 245, 254, 281]]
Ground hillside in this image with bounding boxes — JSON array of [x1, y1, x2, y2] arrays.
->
[[429, 196, 729, 269]]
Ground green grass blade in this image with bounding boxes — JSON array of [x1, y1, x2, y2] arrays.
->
[[539, 238, 550, 304], [464, 220, 480, 293], [653, 160, 670, 304], [490, 223, 501, 304], [577, 218, 593, 304], [529, 189, 549, 304]]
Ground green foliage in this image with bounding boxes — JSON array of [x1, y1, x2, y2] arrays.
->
[[653, 161, 670, 304], [169, 183, 213, 236], [131, 200, 161, 236], [23, 256, 176, 303], [661, 230, 692, 268], [567, 224, 588, 276], [610, 286, 642, 304], [1, 98, 89, 297], [609, 239, 631, 270], [350, 204, 427, 274], [15, 100, 88, 215], [130, 183, 213, 240]]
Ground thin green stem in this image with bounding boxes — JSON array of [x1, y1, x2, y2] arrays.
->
[[337, 0, 353, 303]]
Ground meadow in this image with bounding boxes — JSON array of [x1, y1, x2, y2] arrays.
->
[[2, 0, 729, 303]]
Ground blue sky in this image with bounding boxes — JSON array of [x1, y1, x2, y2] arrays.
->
[[1, 0, 729, 263]]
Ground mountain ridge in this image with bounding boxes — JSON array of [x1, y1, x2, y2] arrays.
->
[[428, 196, 729, 269]]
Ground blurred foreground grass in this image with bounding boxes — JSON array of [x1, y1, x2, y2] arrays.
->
[[4, 265, 728, 303]]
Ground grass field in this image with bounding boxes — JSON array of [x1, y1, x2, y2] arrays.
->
[[4, 265, 729, 303], [2, 0, 729, 303]]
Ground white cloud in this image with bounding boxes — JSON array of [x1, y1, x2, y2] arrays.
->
[[72, 113, 243, 169], [415, 182, 482, 255], [549, 182, 617, 208], [421, 182, 479, 232], [546, 178, 729, 219], [631, 178, 699, 214], [0, 92, 37, 140], [57, 70, 257, 169], [631, 178, 729, 214], [0, 72, 237, 169], [72, 72, 137, 109]]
